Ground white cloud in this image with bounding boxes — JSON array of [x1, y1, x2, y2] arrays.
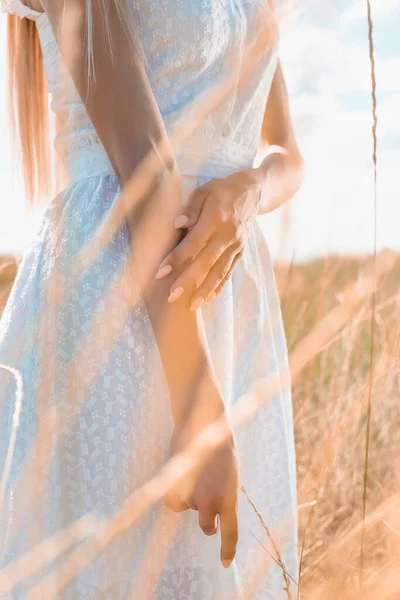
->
[[264, 12, 400, 262], [375, 57, 400, 93], [282, 22, 400, 99], [319, 48, 400, 95], [378, 93, 400, 137], [342, 0, 400, 24], [279, 23, 341, 94]]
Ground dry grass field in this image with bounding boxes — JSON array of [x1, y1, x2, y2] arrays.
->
[[1, 251, 399, 598], [0, 256, 19, 316], [276, 253, 400, 598]]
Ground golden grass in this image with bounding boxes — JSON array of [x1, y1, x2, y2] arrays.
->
[[0, 257, 18, 315], [1, 251, 399, 598], [276, 253, 400, 598]]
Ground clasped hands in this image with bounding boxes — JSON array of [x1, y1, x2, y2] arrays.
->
[[155, 168, 264, 310]]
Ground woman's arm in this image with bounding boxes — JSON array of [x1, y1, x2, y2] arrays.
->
[[149, 61, 303, 305], [42, 0, 225, 425], [40, 1, 240, 564], [254, 60, 304, 215]]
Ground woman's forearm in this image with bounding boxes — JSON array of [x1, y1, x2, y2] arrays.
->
[[127, 197, 226, 427], [145, 287, 226, 428], [45, 0, 225, 427]]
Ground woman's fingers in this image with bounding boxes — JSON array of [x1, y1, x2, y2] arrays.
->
[[156, 207, 216, 276], [174, 186, 211, 229], [198, 503, 218, 536], [209, 251, 243, 300], [166, 236, 230, 304], [190, 244, 244, 306], [163, 488, 190, 512], [219, 502, 239, 567]]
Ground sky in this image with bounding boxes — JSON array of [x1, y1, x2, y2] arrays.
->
[[0, 0, 399, 262]]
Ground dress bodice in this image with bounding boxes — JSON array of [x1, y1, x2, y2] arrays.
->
[[5, 0, 279, 182]]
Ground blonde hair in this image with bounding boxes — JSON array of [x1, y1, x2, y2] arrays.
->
[[7, 14, 52, 207], [6, 2, 147, 208]]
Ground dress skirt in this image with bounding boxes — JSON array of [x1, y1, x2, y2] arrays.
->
[[0, 171, 298, 599]]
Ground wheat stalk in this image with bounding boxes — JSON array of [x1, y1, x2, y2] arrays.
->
[[359, 1, 378, 596]]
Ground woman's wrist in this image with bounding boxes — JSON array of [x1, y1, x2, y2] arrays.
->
[[172, 366, 227, 431]]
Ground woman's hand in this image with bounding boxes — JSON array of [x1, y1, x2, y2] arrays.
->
[[165, 414, 240, 569], [155, 168, 265, 310]]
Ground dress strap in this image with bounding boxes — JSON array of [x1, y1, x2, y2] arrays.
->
[[0, 0, 43, 21]]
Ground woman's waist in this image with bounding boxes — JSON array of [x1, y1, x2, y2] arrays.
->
[[61, 136, 256, 184]]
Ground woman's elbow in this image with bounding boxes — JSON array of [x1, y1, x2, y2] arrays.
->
[[295, 150, 305, 191], [287, 144, 305, 197]]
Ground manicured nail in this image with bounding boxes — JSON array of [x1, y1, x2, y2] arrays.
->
[[168, 287, 184, 302], [222, 559, 232, 568], [174, 215, 189, 228], [190, 297, 204, 311], [196, 272, 207, 287], [205, 291, 216, 303], [155, 265, 172, 279]]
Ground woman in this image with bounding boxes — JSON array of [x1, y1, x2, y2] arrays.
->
[[0, 0, 303, 598]]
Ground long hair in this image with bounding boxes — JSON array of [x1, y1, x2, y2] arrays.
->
[[6, 1, 148, 208], [7, 14, 52, 207]]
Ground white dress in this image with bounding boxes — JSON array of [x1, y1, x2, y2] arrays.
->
[[0, 1, 298, 598]]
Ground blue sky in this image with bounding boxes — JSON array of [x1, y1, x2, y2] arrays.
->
[[0, 0, 399, 261], [264, 0, 400, 260]]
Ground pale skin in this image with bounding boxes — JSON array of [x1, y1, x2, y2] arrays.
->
[[28, 0, 302, 569]]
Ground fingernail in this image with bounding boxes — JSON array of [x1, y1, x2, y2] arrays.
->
[[174, 215, 189, 228], [205, 291, 216, 303], [222, 559, 232, 568], [156, 265, 172, 279], [190, 297, 204, 311], [168, 287, 184, 302], [196, 272, 207, 287]]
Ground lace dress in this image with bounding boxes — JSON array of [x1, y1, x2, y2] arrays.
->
[[0, 1, 298, 598]]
